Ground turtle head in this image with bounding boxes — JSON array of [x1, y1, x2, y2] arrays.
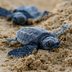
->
[[41, 36, 60, 50], [12, 12, 27, 25]]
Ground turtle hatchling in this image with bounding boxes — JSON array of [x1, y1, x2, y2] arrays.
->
[[6, 23, 71, 57], [0, 6, 49, 25]]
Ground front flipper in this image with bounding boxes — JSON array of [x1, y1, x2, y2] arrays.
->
[[8, 44, 37, 57], [52, 23, 71, 37], [0, 7, 12, 17]]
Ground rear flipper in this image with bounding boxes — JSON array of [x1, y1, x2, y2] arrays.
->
[[33, 11, 52, 23], [8, 44, 38, 57], [0, 7, 12, 18]]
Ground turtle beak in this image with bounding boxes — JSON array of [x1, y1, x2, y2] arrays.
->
[[12, 12, 27, 25], [52, 40, 60, 48]]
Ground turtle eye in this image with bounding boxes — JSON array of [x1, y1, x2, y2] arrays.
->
[[46, 40, 53, 47]]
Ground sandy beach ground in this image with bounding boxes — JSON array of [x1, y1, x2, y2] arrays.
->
[[0, 0, 72, 72]]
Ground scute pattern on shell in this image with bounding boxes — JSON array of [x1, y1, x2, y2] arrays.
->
[[16, 27, 49, 45]]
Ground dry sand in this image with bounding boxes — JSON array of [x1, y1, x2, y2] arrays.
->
[[0, 0, 72, 72]]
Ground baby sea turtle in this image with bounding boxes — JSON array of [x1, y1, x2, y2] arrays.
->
[[0, 6, 49, 25], [6, 23, 70, 57]]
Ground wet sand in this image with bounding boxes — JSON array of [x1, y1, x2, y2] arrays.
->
[[0, 0, 72, 72]]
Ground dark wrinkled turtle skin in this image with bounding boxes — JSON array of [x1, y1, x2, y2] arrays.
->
[[0, 6, 49, 25], [7, 27, 60, 57]]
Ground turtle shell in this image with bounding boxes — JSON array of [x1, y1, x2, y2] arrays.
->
[[16, 27, 53, 45], [13, 6, 42, 19]]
